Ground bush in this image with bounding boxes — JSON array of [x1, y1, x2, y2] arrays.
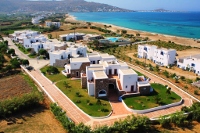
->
[[50, 103, 90, 133], [0, 92, 43, 117], [159, 115, 170, 127], [101, 108, 109, 112], [194, 90, 199, 95], [46, 66, 59, 74]]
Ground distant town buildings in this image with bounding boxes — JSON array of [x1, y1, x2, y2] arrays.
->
[[45, 21, 61, 28], [59, 33, 85, 41], [32, 16, 44, 24], [138, 44, 176, 66]]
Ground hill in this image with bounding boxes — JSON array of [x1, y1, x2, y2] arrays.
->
[[0, 0, 132, 13]]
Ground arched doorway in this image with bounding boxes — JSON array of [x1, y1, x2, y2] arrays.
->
[[108, 83, 118, 101], [98, 90, 107, 97]]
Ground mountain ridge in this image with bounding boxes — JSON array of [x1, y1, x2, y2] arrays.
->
[[0, 0, 132, 13]]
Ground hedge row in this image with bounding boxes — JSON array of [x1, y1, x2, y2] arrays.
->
[[50, 103, 151, 133], [0, 92, 43, 117]]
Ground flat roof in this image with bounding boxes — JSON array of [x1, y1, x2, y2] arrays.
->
[[51, 50, 65, 55], [119, 69, 137, 75], [87, 53, 100, 57], [71, 57, 90, 63], [180, 54, 200, 60], [93, 71, 108, 79], [90, 64, 103, 67], [100, 54, 116, 59], [157, 48, 175, 51], [88, 67, 104, 71]]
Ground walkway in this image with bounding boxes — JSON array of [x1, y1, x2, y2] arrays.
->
[[29, 70, 91, 124]]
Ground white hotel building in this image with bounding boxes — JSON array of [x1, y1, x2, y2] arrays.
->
[[177, 54, 200, 75], [138, 44, 176, 66], [49, 43, 87, 67], [62, 52, 151, 98]]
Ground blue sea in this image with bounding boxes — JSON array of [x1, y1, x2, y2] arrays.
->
[[70, 12, 200, 39]]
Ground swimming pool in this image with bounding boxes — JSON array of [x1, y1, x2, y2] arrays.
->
[[106, 37, 120, 42]]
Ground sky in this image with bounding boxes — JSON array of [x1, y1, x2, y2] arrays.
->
[[85, 0, 200, 11]]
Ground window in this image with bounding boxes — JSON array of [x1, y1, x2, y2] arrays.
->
[[126, 86, 127, 88], [191, 63, 195, 67], [144, 47, 147, 51], [98, 90, 107, 97], [160, 51, 164, 55]]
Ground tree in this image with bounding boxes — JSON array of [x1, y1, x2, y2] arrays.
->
[[63, 81, 70, 88], [154, 95, 161, 104], [10, 58, 20, 69], [22, 59, 29, 66], [0, 35, 3, 40], [8, 48, 15, 55], [5, 65, 12, 72], [38, 49, 47, 56], [46, 66, 59, 74], [48, 34, 52, 39], [136, 33, 140, 36], [0, 43, 8, 54], [93, 40, 100, 49], [121, 30, 127, 34], [3, 40, 8, 45], [166, 87, 171, 95], [116, 30, 120, 34], [0, 53, 5, 64]]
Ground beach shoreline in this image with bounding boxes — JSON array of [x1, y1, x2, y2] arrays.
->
[[66, 14, 200, 48]]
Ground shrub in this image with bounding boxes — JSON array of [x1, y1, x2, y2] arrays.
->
[[101, 108, 109, 112], [50, 103, 91, 133], [46, 66, 59, 74], [96, 99, 101, 105], [194, 90, 199, 95], [180, 76, 186, 81], [76, 100, 81, 103], [159, 115, 170, 127], [0, 92, 43, 117]]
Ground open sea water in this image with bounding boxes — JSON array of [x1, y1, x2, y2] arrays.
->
[[70, 12, 200, 39]]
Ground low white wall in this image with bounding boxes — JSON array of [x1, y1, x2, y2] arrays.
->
[[122, 99, 183, 114]]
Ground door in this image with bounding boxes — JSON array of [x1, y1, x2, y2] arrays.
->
[[114, 69, 117, 75], [109, 69, 112, 75], [93, 61, 95, 64], [76, 71, 79, 77], [131, 85, 134, 92]]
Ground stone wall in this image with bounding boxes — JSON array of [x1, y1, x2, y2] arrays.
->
[[138, 86, 151, 95], [94, 79, 109, 98], [53, 59, 69, 67], [55, 45, 67, 51], [81, 76, 87, 89], [71, 62, 90, 78]]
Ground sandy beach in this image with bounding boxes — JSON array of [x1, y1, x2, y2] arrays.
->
[[65, 14, 200, 48]]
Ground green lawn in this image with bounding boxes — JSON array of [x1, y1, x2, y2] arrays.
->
[[133, 69, 144, 76], [40, 66, 112, 117], [123, 83, 181, 110], [16, 44, 29, 54], [28, 54, 38, 58]]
